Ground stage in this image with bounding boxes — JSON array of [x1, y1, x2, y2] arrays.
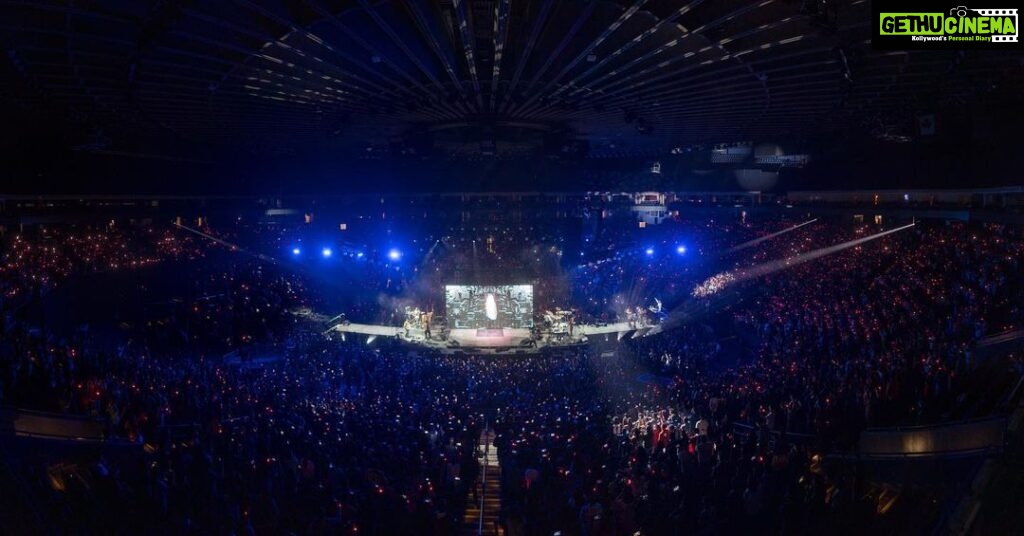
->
[[327, 321, 654, 354], [449, 327, 530, 347]]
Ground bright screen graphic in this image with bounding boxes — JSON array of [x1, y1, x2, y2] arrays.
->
[[444, 285, 534, 329]]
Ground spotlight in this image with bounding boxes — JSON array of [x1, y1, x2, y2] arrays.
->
[[292, 247, 301, 256], [388, 249, 401, 261], [322, 247, 333, 258], [645, 247, 654, 256], [677, 245, 687, 255]]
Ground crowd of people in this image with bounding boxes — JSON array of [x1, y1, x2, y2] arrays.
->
[[0, 226, 201, 303], [0, 215, 1021, 534]]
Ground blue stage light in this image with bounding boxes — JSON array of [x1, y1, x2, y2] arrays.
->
[[322, 247, 332, 258], [388, 249, 401, 261], [645, 247, 655, 256], [356, 252, 364, 258], [677, 245, 687, 255], [292, 247, 301, 256]]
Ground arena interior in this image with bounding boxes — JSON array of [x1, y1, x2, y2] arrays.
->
[[1, 1, 1024, 535]]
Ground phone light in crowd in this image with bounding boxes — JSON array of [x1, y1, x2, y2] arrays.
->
[[677, 245, 687, 255], [645, 247, 655, 256], [322, 247, 332, 258], [292, 247, 301, 256], [388, 249, 401, 261]]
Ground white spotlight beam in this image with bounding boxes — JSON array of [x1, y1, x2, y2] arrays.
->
[[699, 222, 916, 297], [174, 223, 279, 265], [174, 223, 238, 250], [737, 222, 915, 281], [728, 219, 818, 253]]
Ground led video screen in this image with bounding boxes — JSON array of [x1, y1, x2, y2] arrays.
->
[[444, 285, 534, 329]]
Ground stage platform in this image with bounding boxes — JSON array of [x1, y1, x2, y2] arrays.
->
[[329, 323, 404, 337], [449, 327, 530, 347], [328, 321, 654, 354]]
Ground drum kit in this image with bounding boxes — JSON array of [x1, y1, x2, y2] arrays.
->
[[403, 306, 434, 331], [542, 307, 574, 335]]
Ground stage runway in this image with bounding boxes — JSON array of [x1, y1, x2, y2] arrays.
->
[[328, 323, 404, 337], [328, 321, 654, 352], [575, 322, 645, 336]]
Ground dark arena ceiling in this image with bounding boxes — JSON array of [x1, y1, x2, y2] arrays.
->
[[1, 0, 1022, 191]]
